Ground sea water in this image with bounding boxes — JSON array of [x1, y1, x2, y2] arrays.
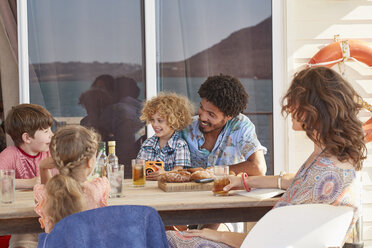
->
[[30, 77, 273, 173]]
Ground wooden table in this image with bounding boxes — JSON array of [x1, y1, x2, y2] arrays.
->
[[0, 180, 278, 235]]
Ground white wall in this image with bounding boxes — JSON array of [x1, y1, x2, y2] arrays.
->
[[285, 0, 372, 246]]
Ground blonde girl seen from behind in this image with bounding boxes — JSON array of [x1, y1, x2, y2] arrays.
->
[[34, 125, 110, 233]]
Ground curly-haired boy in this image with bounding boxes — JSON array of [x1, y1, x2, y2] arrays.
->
[[137, 92, 194, 180]]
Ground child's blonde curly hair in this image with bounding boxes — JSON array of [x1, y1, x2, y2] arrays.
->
[[140, 92, 194, 131]]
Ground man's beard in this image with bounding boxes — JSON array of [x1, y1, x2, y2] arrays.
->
[[198, 119, 226, 134]]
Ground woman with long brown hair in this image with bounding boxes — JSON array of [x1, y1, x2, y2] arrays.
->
[[167, 66, 367, 248]]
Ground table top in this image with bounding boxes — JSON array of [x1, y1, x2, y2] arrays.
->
[[0, 180, 278, 220]]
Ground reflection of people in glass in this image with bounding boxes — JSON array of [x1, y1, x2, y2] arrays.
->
[[99, 76, 145, 178], [79, 87, 113, 136], [91, 74, 116, 100], [79, 74, 116, 134]]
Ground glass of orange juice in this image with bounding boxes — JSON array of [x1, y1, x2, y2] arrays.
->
[[132, 159, 146, 187], [213, 166, 230, 196]]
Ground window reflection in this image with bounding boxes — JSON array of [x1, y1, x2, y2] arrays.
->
[[156, 0, 273, 173], [27, 0, 145, 175]]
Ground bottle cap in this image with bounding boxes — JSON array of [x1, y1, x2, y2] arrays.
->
[[108, 141, 116, 146], [98, 141, 106, 149]]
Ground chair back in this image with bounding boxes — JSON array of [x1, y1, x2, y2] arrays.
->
[[241, 204, 354, 248], [37, 205, 169, 248]]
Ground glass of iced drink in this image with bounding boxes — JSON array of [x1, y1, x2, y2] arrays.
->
[[107, 164, 124, 198], [1, 169, 15, 203], [132, 159, 146, 187], [213, 166, 230, 196]]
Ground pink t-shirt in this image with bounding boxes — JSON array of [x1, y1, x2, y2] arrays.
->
[[34, 177, 110, 233], [0, 146, 50, 179]]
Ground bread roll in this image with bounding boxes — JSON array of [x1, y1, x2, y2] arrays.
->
[[187, 167, 204, 173], [160, 171, 191, 183], [190, 170, 214, 181]]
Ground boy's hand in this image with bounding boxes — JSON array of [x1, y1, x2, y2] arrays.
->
[[15, 177, 39, 189], [39, 157, 56, 184], [146, 165, 165, 181], [39, 157, 56, 170]]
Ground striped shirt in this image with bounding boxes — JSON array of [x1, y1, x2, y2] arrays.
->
[[0, 146, 50, 179], [136, 131, 191, 171]]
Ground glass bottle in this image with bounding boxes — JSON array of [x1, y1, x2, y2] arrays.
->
[[107, 141, 119, 170], [97, 141, 108, 177]]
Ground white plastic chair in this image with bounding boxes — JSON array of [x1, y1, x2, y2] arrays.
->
[[241, 204, 354, 248]]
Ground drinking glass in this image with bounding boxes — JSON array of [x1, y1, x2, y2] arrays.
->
[[107, 164, 124, 198], [132, 159, 146, 187], [1, 169, 15, 204], [213, 166, 230, 196]]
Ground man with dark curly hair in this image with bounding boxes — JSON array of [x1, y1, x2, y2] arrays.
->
[[182, 74, 267, 176]]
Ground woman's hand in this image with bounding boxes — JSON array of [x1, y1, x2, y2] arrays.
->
[[183, 228, 247, 248], [223, 175, 244, 192], [183, 229, 222, 242], [146, 164, 165, 181]]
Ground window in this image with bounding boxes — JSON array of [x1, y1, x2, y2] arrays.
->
[[20, 0, 284, 174], [27, 0, 145, 175], [156, 0, 274, 173]]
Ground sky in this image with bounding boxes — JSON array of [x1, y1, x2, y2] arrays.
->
[[28, 0, 271, 64]]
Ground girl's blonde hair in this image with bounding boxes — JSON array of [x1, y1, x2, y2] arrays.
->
[[140, 92, 194, 131], [45, 125, 100, 230]]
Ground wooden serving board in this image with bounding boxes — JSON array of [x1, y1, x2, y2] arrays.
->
[[158, 180, 213, 192]]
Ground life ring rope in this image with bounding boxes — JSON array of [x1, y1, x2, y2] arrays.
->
[[308, 58, 343, 67], [308, 40, 372, 69], [348, 57, 372, 69], [308, 56, 372, 68]]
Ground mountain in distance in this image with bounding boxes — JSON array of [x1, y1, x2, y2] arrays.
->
[[30, 61, 143, 83], [31, 16, 272, 82], [159, 16, 272, 79]]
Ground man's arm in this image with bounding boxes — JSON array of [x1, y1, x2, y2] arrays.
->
[[229, 150, 267, 176]]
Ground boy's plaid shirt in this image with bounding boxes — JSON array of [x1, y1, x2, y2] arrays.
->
[[137, 131, 191, 171]]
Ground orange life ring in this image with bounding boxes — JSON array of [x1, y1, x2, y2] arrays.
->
[[308, 39, 372, 143], [308, 39, 372, 68], [364, 117, 372, 143]]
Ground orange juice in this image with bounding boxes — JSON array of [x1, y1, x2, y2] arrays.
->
[[132, 163, 145, 186], [213, 176, 229, 196]]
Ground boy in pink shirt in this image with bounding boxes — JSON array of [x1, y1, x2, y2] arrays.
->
[[0, 103, 53, 189]]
